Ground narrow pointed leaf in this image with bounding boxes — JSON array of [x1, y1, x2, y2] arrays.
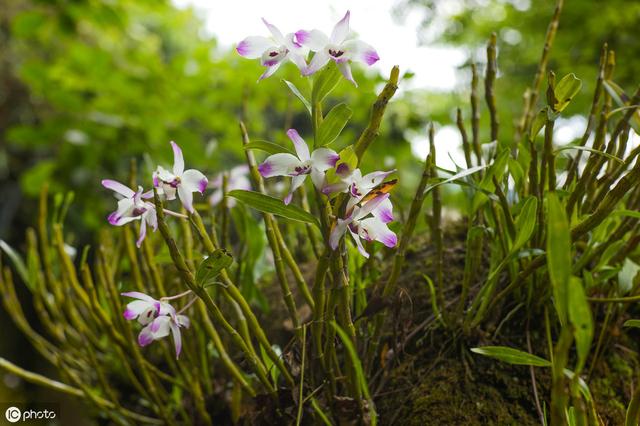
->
[[228, 190, 320, 228], [243, 140, 295, 156], [471, 346, 551, 367], [547, 192, 571, 324], [283, 79, 312, 115], [317, 103, 352, 146]]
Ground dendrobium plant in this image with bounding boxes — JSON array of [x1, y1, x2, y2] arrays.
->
[[236, 19, 308, 80], [297, 11, 380, 86], [153, 141, 208, 213], [209, 165, 251, 207], [101, 179, 157, 247], [329, 193, 398, 258], [258, 129, 339, 204]]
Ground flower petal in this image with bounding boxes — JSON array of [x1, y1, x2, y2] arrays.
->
[[329, 219, 348, 250], [170, 141, 184, 176], [286, 129, 310, 161], [137, 304, 157, 325], [348, 227, 370, 258], [123, 300, 149, 320], [182, 169, 208, 194], [373, 197, 394, 223], [169, 320, 183, 359], [310, 148, 339, 171], [136, 217, 147, 248], [122, 291, 157, 303], [361, 217, 397, 248], [150, 316, 171, 338], [259, 61, 282, 80], [288, 52, 308, 72], [354, 193, 390, 221], [258, 153, 301, 177], [261, 18, 286, 44], [177, 184, 194, 213], [322, 181, 348, 195], [102, 179, 135, 198], [331, 11, 351, 44], [177, 315, 190, 328], [338, 62, 357, 87], [138, 324, 155, 347], [237, 36, 272, 58], [342, 40, 379, 66], [310, 167, 326, 190], [285, 175, 307, 205], [302, 51, 330, 76], [295, 29, 329, 51]]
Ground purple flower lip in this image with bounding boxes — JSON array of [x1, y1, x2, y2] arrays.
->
[[123, 308, 137, 320], [336, 163, 350, 177], [108, 212, 120, 225], [258, 162, 272, 177], [198, 178, 208, 194], [138, 332, 153, 347], [236, 41, 250, 56], [295, 30, 309, 44], [364, 50, 380, 66], [382, 234, 398, 248], [379, 209, 394, 223]]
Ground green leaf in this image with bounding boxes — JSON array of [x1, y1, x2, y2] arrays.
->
[[618, 258, 640, 294], [0, 240, 30, 289], [512, 196, 538, 252], [555, 145, 623, 164], [423, 165, 488, 195], [530, 108, 547, 140], [243, 140, 294, 156], [554, 73, 582, 112], [470, 346, 551, 367], [331, 322, 377, 426], [603, 80, 640, 134], [311, 62, 342, 104], [568, 277, 593, 372], [317, 103, 352, 146], [228, 190, 320, 227], [195, 249, 233, 287], [546, 192, 571, 324], [282, 79, 311, 115], [623, 319, 640, 328]]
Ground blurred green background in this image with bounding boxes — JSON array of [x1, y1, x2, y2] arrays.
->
[[1, 0, 639, 417]]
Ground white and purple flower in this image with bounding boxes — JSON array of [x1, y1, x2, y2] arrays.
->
[[153, 141, 208, 213], [138, 313, 190, 359], [322, 168, 395, 219], [101, 179, 157, 247], [297, 11, 379, 86], [209, 165, 252, 208], [121, 291, 175, 325], [258, 129, 339, 204], [237, 19, 308, 80], [329, 193, 397, 258]]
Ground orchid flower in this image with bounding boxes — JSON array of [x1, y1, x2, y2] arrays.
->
[[258, 129, 339, 205], [121, 291, 175, 325], [296, 11, 379, 86], [322, 167, 396, 219], [209, 165, 251, 208], [138, 312, 190, 359], [329, 193, 397, 258], [237, 19, 308, 80], [101, 179, 157, 247], [153, 141, 208, 213]]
